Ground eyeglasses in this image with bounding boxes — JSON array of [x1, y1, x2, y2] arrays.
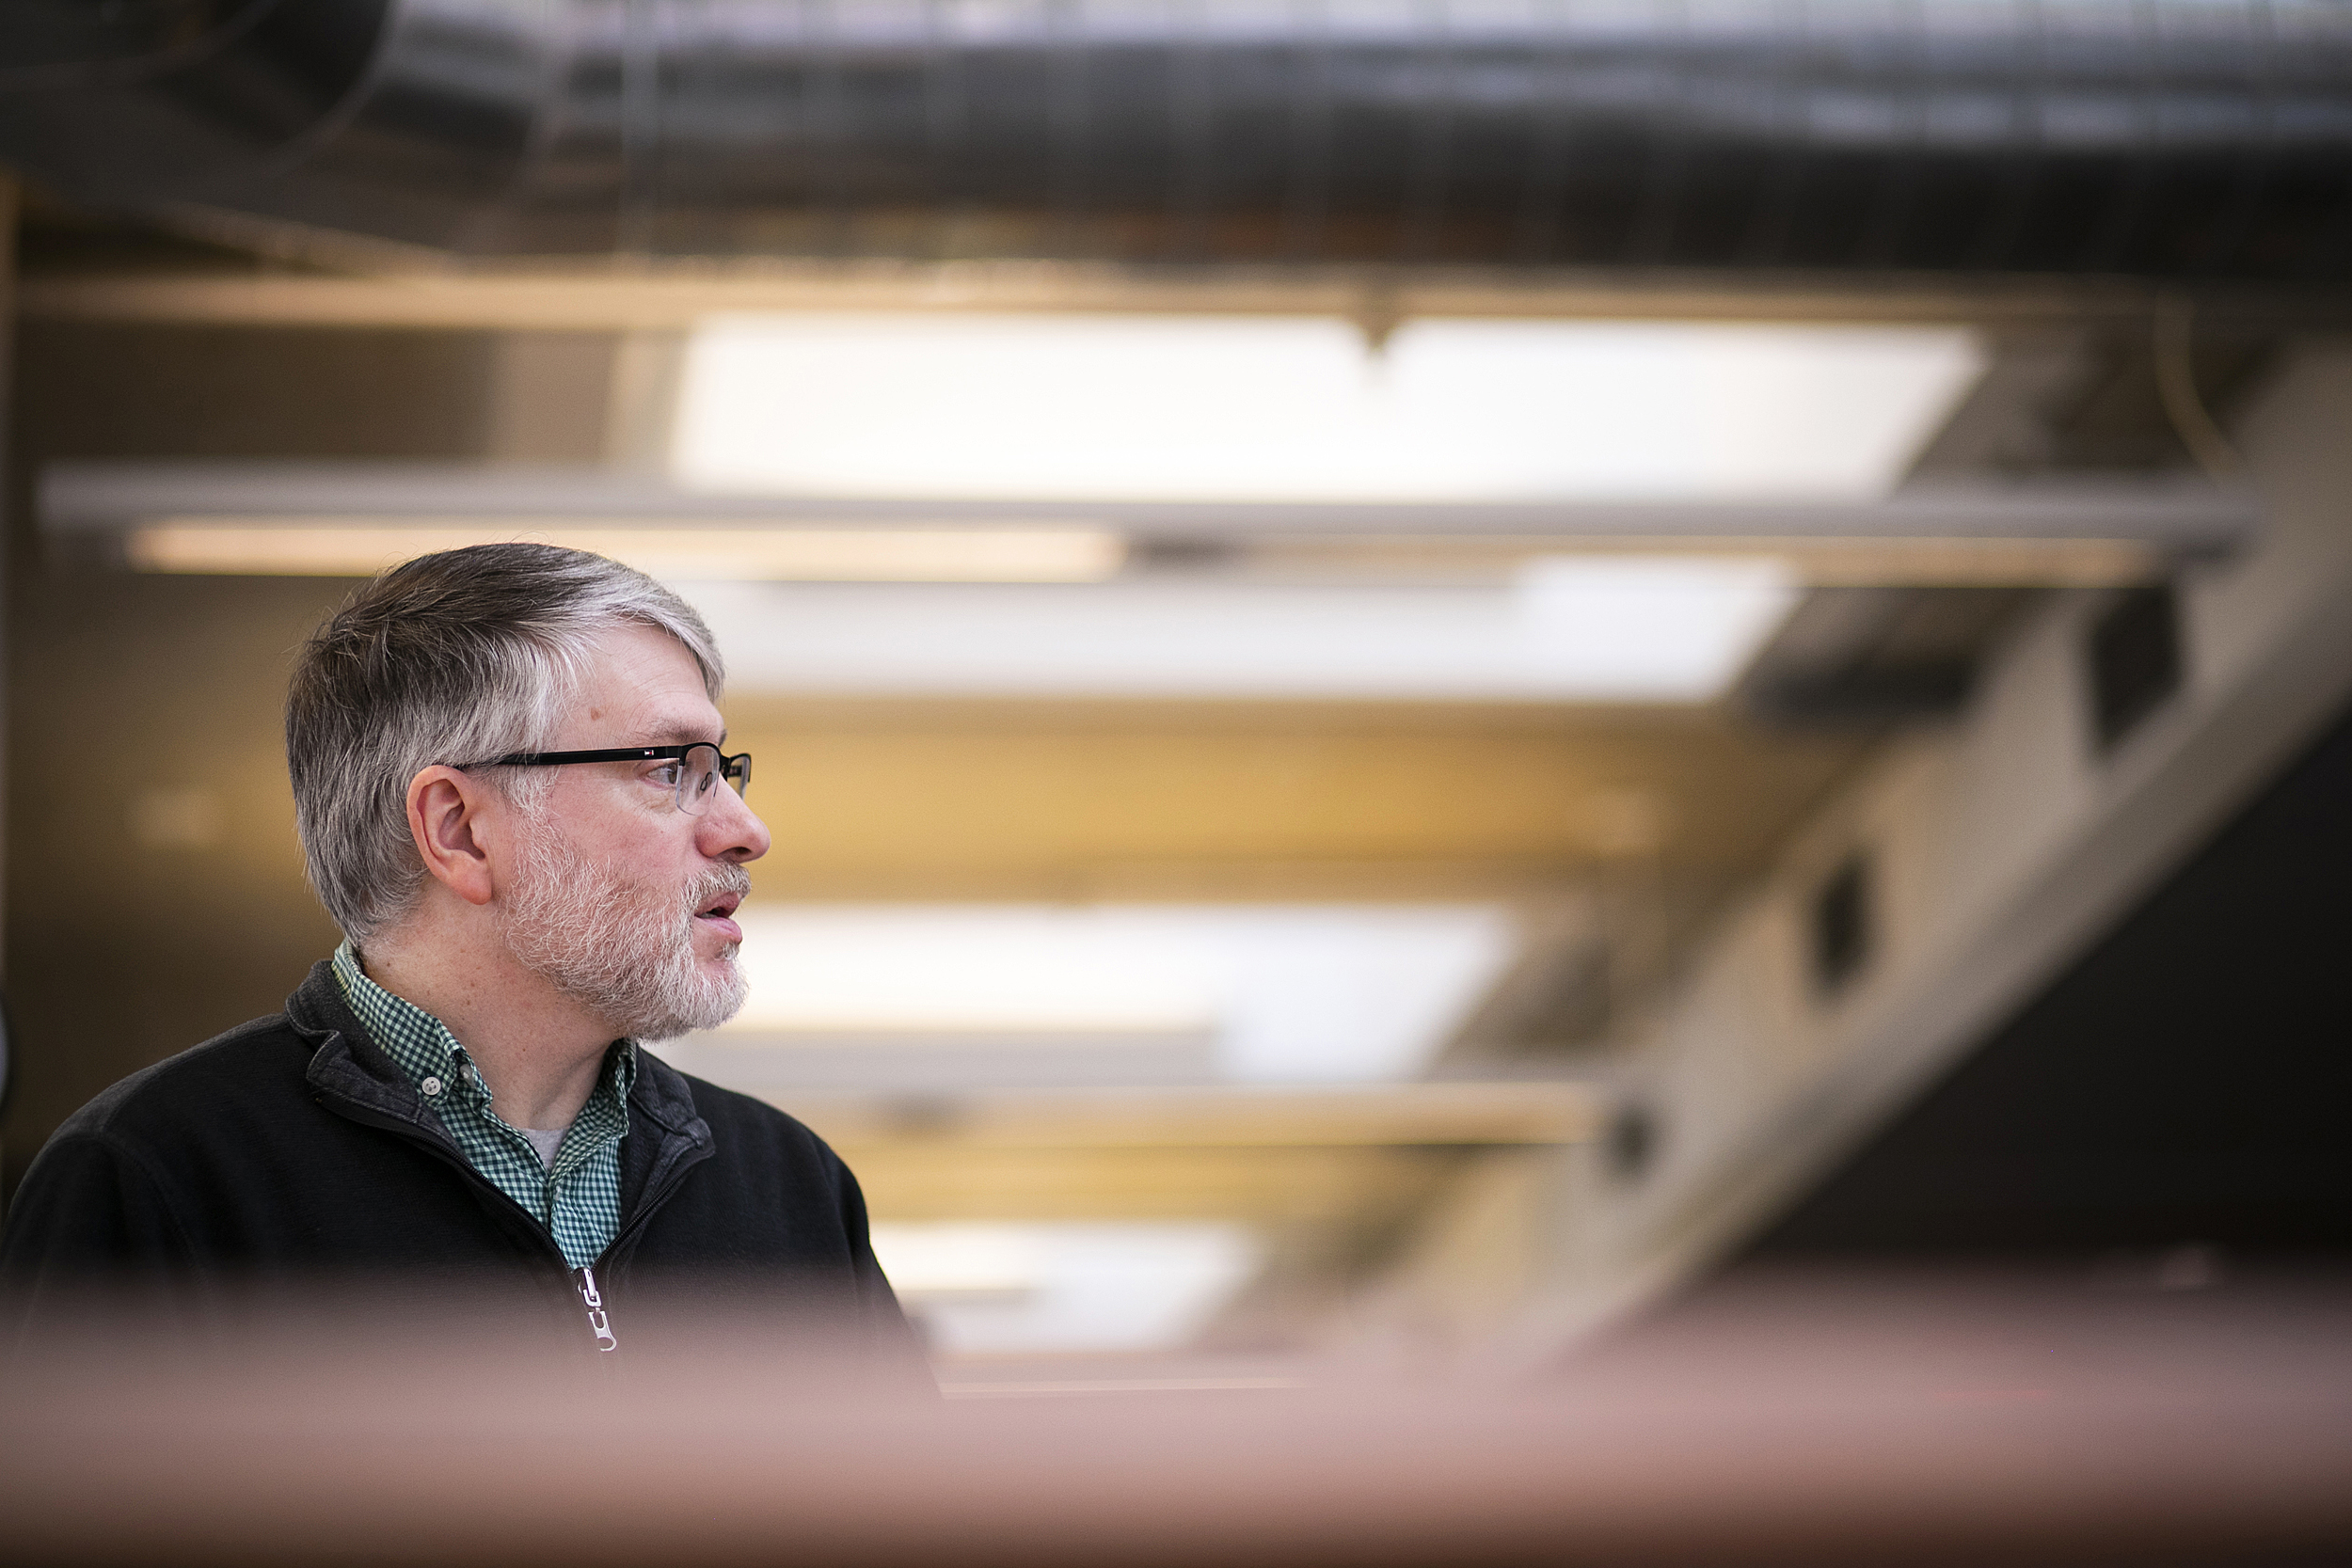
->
[[469, 744, 753, 816]]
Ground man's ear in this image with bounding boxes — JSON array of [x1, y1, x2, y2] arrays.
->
[[406, 766, 500, 908]]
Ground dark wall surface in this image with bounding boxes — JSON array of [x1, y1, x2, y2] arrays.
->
[[1740, 693, 2352, 1261], [0, 324, 502, 1195]]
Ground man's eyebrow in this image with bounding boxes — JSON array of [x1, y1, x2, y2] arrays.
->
[[638, 717, 725, 747]]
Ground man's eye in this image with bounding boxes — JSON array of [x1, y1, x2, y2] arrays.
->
[[648, 762, 683, 786]]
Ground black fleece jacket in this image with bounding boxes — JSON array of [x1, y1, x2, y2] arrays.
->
[[0, 961, 924, 1380]]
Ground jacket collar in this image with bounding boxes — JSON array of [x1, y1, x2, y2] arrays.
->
[[628, 1044, 713, 1148], [617, 1043, 715, 1227], [288, 955, 714, 1165], [289, 958, 443, 1133]]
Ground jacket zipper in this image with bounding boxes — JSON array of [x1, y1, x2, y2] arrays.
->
[[572, 1133, 717, 1353], [575, 1264, 618, 1352]]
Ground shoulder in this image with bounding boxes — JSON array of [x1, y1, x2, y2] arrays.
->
[[49, 1012, 313, 1154], [632, 1053, 865, 1209], [4, 1013, 314, 1262], [625, 1059, 890, 1271], [670, 1069, 846, 1171]]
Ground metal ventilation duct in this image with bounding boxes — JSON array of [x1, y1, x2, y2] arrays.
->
[[5, 0, 2351, 277]]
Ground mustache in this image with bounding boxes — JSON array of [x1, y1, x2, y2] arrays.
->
[[680, 863, 753, 918]]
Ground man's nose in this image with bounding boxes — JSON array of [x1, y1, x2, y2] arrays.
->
[[700, 782, 772, 863]]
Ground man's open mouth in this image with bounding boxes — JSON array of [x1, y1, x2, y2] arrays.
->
[[692, 889, 746, 948]]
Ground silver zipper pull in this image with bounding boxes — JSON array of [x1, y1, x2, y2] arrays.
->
[[575, 1264, 618, 1353]]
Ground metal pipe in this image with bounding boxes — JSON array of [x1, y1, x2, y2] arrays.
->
[[5, 0, 2350, 277]]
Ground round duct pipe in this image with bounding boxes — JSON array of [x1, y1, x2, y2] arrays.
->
[[4, 0, 2350, 277]]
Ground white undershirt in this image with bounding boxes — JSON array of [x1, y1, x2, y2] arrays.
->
[[520, 1127, 567, 1169]]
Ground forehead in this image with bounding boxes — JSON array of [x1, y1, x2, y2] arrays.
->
[[559, 621, 723, 745]]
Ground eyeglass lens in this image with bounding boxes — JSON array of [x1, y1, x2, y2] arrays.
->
[[676, 745, 751, 816]]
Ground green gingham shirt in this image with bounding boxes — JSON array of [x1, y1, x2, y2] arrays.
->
[[331, 942, 636, 1269]]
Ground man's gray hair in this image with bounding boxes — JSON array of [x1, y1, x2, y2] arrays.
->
[[287, 543, 724, 942]]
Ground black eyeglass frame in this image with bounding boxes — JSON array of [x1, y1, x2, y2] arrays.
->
[[463, 744, 753, 814]]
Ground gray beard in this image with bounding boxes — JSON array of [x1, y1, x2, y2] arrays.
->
[[501, 814, 752, 1042]]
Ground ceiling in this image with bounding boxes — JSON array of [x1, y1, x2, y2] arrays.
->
[[0, 181, 2292, 1365]]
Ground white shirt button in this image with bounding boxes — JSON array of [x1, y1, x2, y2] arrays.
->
[[421, 1076, 444, 1097]]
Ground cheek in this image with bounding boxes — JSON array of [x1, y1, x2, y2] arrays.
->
[[637, 829, 713, 896], [564, 794, 693, 868]]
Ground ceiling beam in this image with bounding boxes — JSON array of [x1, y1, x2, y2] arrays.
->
[[43, 461, 2257, 559], [21, 261, 2350, 333], [769, 1081, 1607, 1150]]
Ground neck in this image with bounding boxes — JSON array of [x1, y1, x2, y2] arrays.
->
[[358, 908, 619, 1132]]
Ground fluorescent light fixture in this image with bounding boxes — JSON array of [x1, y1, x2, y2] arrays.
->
[[867, 1223, 1047, 1295], [123, 520, 1124, 582], [697, 905, 1517, 1086], [723, 907, 1222, 1037], [868, 1222, 1261, 1355], [1514, 555, 1800, 697], [675, 314, 1984, 503], [677, 555, 1796, 702]]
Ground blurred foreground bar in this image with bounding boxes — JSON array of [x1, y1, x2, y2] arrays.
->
[[4, 1270, 2348, 1567]]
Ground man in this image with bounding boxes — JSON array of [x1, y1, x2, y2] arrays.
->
[[0, 544, 918, 1376]]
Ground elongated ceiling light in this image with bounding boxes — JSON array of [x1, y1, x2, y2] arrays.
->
[[866, 1222, 1263, 1357], [703, 904, 1518, 1084], [675, 314, 1985, 503], [683, 554, 1799, 702], [123, 519, 1125, 582]]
